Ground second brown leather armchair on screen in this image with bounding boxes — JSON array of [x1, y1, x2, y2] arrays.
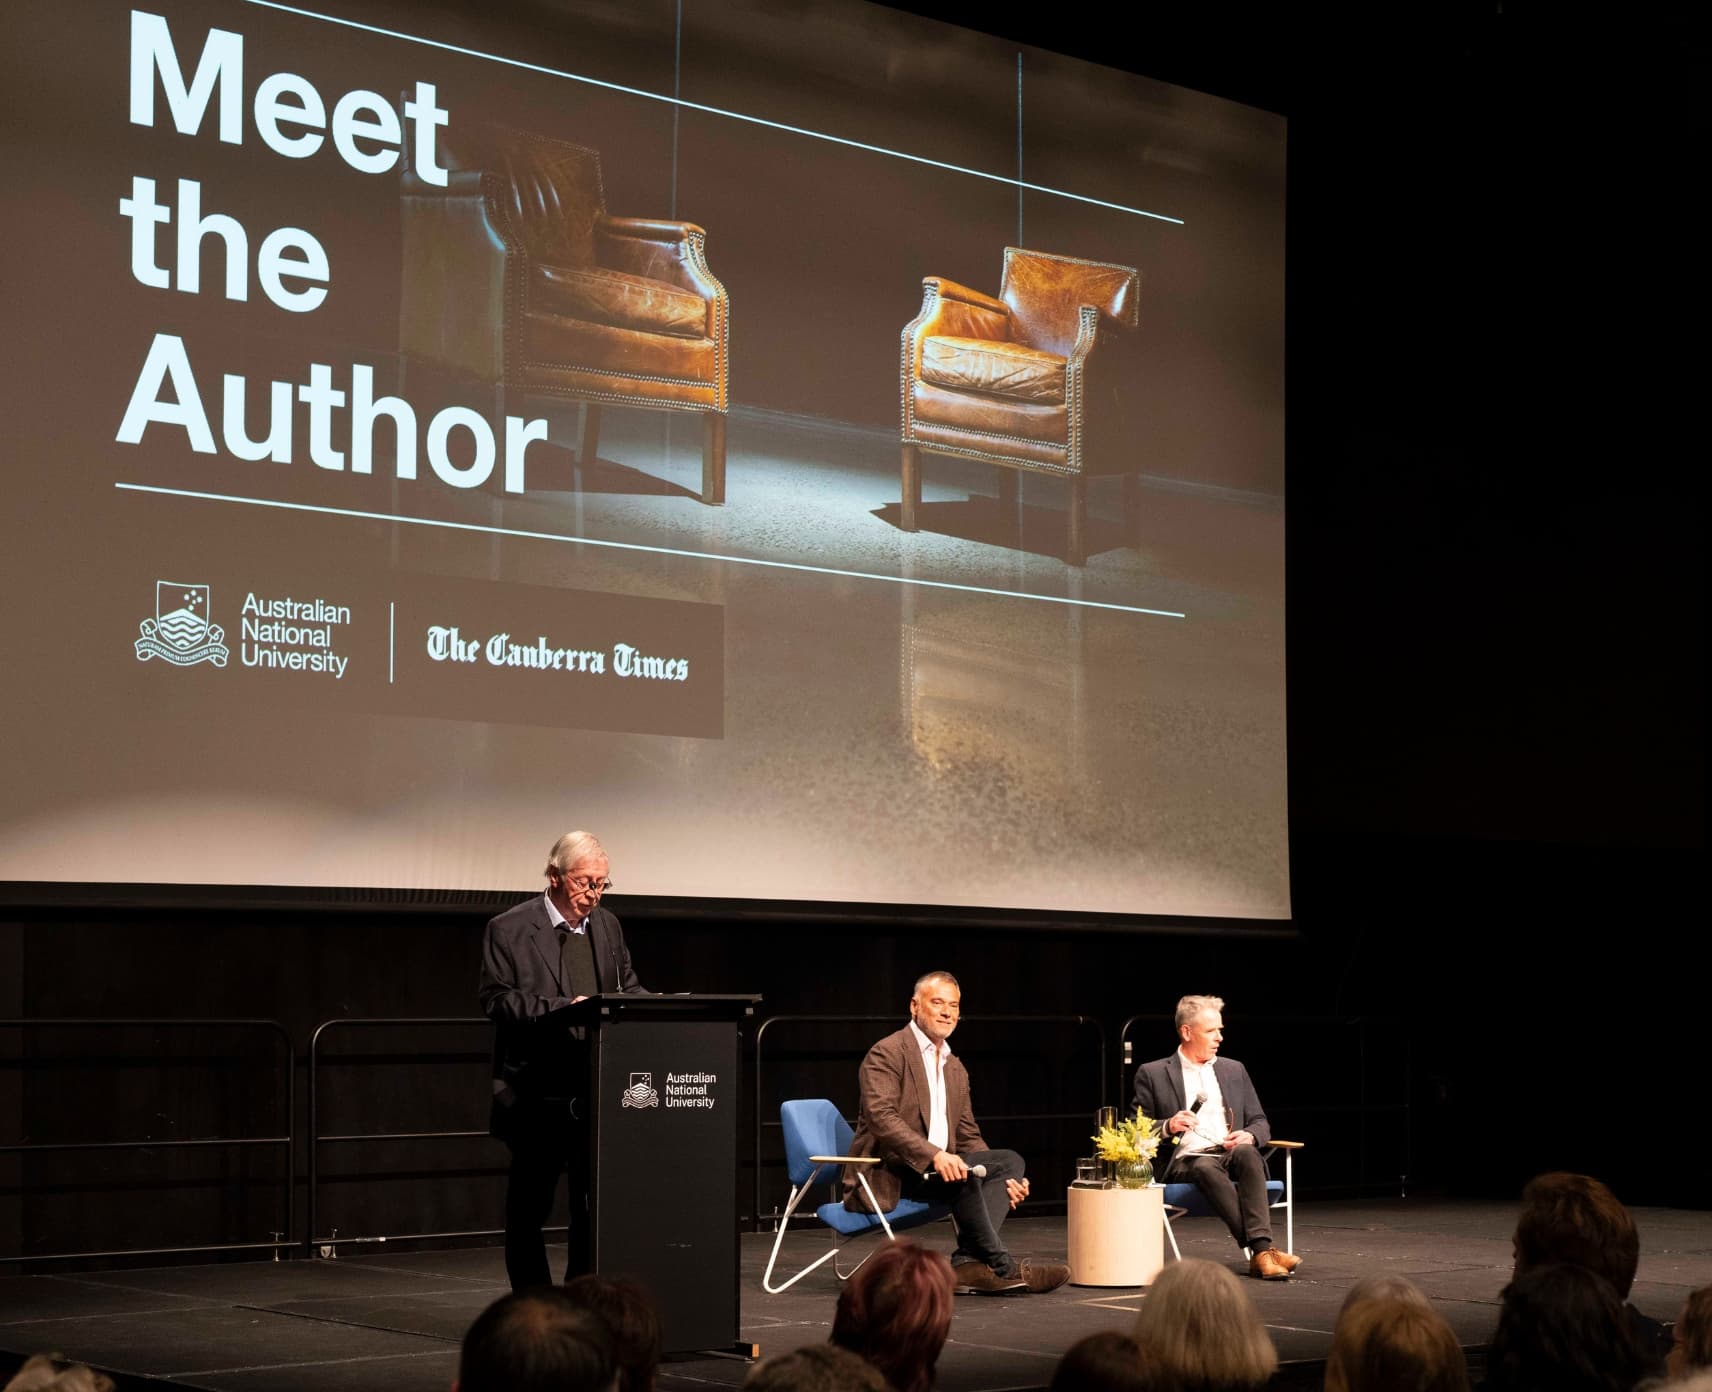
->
[[400, 126, 729, 504], [899, 247, 1141, 564]]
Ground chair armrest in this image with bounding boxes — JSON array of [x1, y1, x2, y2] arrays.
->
[[400, 169, 511, 380], [924, 276, 1009, 319], [901, 276, 1014, 420], [601, 215, 709, 243], [1266, 1140, 1305, 1149], [594, 216, 727, 379], [916, 277, 1011, 342], [811, 1154, 880, 1166]]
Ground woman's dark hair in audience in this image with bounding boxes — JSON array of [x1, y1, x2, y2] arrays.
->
[[1512, 1172, 1640, 1298], [745, 1343, 893, 1392], [1049, 1331, 1146, 1392], [1669, 1285, 1712, 1379], [829, 1240, 955, 1392], [563, 1274, 663, 1392], [1324, 1284, 1470, 1392], [1484, 1262, 1651, 1392], [1131, 1258, 1277, 1391]]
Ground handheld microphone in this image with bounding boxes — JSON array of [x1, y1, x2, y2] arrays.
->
[[924, 1163, 987, 1179], [1174, 1092, 1208, 1146]]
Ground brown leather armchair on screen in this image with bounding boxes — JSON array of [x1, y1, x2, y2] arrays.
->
[[400, 126, 729, 503], [900, 247, 1141, 564]]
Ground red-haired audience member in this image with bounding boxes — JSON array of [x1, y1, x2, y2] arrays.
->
[[1131, 1258, 1278, 1392], [829, 1241, 955, 1392], [1512, 1171, 1671, 1373], [1668, 1286, 1712, 1381], [2, 1357, 114, 1392], [744, 1343, 892, 1392], [1324, 1283, 1470, 1392], [562, 1275, 662, 1392], [456, 1287, 617, 1392], [1049, 1331, 1147, 1392], [1484, 1263, 1651, 1392]]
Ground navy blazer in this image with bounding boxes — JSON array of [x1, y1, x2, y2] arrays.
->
[[479, 895, 646, 1136], [1132, 1052, 1272, 1176]]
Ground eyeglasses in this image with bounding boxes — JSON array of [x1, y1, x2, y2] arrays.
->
[[563, 875, 613, 893]]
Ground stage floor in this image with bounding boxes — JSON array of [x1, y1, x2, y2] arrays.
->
[[4, 1199, 1708, 1391]]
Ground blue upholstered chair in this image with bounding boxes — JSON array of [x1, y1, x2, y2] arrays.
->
[[1160, 1140, 1301, 1260], [760, 1099, 951, 1293]]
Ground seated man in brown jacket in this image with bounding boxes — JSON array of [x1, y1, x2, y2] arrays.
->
[[843, 971, 1068, 1294]]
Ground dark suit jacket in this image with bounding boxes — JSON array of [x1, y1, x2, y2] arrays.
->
[[1132, 1051, 1271, 1176], [478, 895, 646, 1137], [842, 1025, 987, 1212]]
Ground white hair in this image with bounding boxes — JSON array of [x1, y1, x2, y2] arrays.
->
[[1175, 995, 1226, 1031], [547, 830, 606, 874]]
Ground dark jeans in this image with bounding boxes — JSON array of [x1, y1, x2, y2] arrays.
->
[[900, 1147, 1025, 1276], [501, 1099, 590, 1290], [1167, 1143, 1276, 1252]]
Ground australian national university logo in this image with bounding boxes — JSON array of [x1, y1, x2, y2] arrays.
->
[[135, 580, 229, 667], [621, 1073, 660, 1109]]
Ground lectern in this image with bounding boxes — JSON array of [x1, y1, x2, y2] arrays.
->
[[569, 993, 759, 1354]]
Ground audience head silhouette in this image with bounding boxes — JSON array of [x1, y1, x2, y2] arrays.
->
[[1511, 1171, 1640, 1297], [456, 1287, 618, 1392], [744, 1343, 892, 1392], [562, 1274, 662, 1392], [829, 1240, 955, 1392], [1325, 1279, 1469, 1392], [1484, 1262, 1650, 1392], [1131, 1258, 1277, 1391], [1049, 1330, 1146, 1392]]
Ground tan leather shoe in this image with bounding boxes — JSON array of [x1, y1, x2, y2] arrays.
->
[[952, 1260, 1027, 1294], [1274, 1250, 1302, 1272], [1249, 1248, 1292, 1280], [1017, 1259, 1070, 1293]]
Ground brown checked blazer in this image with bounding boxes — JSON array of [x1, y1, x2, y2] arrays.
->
[[842, 1025, 988, 1212]]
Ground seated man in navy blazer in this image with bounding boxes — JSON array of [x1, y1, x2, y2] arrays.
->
[[842, 970, 1068, 1295], [480, 830, 647, 1290], [1133, 994, 1300, 1279]]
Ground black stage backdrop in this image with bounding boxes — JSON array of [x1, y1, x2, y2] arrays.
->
[[1, 5, 1702, 1266]]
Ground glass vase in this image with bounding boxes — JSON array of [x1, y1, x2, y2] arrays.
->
[[1114, 1159, 1153, 1189]]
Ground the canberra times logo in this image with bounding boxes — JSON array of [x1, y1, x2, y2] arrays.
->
[[134, 580, 229, 668], [621, 1073, 660, 1109]]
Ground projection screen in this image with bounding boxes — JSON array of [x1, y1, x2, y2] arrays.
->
[[0, 0, 1287, 918]]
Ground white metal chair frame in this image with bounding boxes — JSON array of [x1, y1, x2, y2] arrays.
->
[[1161, 1139, 1302, 1261], [762, 1154, 899, 1294]]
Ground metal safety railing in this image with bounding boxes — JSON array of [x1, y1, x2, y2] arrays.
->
[[0, 1017, 294, 1265], [306, 1015, 531, 1257], [751, 1012, 1106, 1232]]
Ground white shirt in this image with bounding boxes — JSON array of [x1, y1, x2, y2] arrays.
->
[[1176, 1048, 1230, 1152], [907, 1020, 951, 1151], [544, 893, 588, 934]]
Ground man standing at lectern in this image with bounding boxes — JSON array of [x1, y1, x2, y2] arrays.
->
[[1132, 994, 1300, 1279], [480, 830, 647, 1290], [843, 971, 1069, 1294]]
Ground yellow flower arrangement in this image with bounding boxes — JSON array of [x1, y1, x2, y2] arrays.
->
[[1092, 1108, 1161, 1164]]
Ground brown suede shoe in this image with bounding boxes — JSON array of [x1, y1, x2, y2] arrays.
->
[[1249, 1248, 1292, 1280], [952, 1260, 1028, 1295], [1017, 1259, 1070, 1293]]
